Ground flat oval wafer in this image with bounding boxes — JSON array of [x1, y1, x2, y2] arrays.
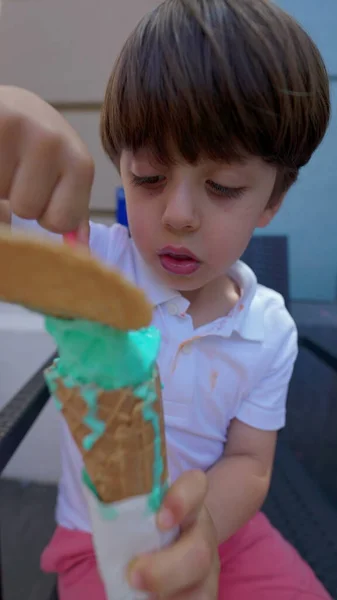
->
[[0, 225, 152, 330]]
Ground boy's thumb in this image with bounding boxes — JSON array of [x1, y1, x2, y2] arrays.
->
[[77, 219, 90, 246]]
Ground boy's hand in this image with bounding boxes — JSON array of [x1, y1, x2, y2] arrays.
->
[[128, 470, 220, 599], [0, 86, 94, 242]]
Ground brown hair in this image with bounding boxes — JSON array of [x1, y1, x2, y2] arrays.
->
[[101, 0, 330, 196]]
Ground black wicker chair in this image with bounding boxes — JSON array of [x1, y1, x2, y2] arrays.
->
[[241, 236, 337, 596], [241, 235, 290, 308], [1, 235, 337, 599], [0, 354, 58, 600], [241, 235, 337, 369]]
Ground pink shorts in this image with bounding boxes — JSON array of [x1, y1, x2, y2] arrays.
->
[[41, 512, 331, 600]]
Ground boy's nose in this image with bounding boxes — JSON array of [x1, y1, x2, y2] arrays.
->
[[162, 189, 200, 232]]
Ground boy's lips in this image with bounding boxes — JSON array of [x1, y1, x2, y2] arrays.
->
[[157, 246, 201, 276]]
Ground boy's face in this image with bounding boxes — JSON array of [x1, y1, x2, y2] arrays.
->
[[120, 149, 282, 295]]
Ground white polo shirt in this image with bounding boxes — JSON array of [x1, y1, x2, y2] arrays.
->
[[12, 219, 298, 532]]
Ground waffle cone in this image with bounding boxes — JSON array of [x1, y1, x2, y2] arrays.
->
[[54, 376, 167, 504]]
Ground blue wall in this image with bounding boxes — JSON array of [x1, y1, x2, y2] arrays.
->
[[259, 1, 337, 301]]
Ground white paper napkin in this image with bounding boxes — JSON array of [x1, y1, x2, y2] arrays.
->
[[83, 483, 178, 600]]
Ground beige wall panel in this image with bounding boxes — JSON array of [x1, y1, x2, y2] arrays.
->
[[0, 0, 160, 102]]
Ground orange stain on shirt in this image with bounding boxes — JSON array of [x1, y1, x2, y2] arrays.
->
[[171, 336, 201, 373], [210, 370, 219, 390]]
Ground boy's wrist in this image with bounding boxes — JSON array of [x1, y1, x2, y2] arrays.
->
[[205, 454, 271, 545], [201, 502, 220, 550]]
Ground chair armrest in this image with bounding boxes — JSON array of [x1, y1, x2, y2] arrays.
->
[[0, 352, 57, 474]]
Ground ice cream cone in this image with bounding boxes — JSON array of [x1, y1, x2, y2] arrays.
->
[[0, 228, 176, 599], [47, 369, 168, 504]]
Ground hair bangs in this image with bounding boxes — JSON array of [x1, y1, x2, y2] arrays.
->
[[101, 0, 330, 190]]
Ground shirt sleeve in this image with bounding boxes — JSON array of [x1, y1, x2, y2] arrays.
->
[[11, 214, 61, 241], [236, 310, 298, 431], [10, 215, 128, 267]]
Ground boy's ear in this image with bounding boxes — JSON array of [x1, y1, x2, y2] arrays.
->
[[257, 194, 286, 229]]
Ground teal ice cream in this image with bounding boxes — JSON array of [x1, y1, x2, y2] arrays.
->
[[44, 316, 167, 512]]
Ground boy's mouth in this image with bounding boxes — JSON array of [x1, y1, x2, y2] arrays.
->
[[157, 246, 201, 276]]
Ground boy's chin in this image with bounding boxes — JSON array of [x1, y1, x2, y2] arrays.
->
[[158, 267, 209, 292]]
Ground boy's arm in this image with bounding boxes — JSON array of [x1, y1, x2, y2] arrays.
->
[[205, 419, 277, 544], [206, 316, 297, 544]]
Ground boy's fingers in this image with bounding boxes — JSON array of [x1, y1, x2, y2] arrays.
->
[[0, 114, 21, 197], [0, 148, 17, 199], [0, 88, 94, 234], [157, 470, 207, 531], [38, 164, 93, 234], [10, 153, 60, 221], [170, 580, 219, 600], [129, 522, 212, 597], [0, 200, 11, 224]]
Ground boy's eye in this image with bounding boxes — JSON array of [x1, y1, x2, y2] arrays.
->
[[131, 174, 165, 187], [207, 180, 245, 199]]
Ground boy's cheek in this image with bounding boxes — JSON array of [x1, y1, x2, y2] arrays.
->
[[128, 218, 155, 259]]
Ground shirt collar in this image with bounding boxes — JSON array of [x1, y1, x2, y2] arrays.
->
[[132, 242, 265, 343], [227, 261, 265, 342]]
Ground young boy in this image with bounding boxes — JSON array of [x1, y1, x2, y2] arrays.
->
[[0, 0, 332, 598]]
